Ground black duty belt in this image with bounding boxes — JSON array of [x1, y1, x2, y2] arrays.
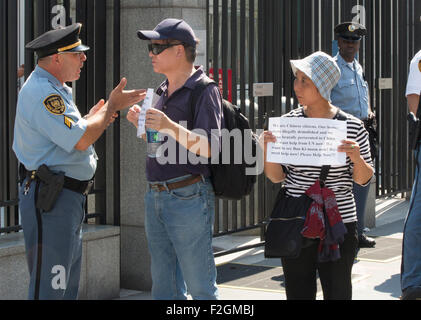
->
[[24, 168, 93, 196]]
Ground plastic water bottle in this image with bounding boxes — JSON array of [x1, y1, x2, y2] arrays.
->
[[146, 128, 162, 158]]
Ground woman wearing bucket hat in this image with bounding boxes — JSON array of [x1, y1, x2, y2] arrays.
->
[[261, 51, 374, 300]]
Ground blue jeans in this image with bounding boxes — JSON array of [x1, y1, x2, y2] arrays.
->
[[353, 182, 370, 237], [144, 175, 219, 300], [402, 148, 421, 291]]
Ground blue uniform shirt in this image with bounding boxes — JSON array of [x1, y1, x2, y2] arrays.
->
[[330, 53, 370, 120], [13, 65, 97, 181]]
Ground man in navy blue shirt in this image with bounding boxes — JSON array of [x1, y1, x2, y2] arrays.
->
[[128, 19, 222, 300]]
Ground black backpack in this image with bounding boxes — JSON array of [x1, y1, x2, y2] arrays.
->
[[190, 77, 259, 200]]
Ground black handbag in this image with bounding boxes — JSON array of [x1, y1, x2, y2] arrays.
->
[[264, 166, 330, 259]]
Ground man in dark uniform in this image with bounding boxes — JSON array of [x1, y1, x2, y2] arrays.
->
[[13, 23, 145, 299]]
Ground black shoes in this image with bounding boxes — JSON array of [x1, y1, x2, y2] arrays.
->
[[401, 286, 421, 300], [358, 234, 376, 248]]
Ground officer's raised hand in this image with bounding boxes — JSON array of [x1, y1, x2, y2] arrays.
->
[[75, 81, 146, 151], [108, 77, 146, 112]]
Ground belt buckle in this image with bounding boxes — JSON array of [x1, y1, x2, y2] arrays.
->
[[83, 180, 94, 195], [150, 184, 161, 192]]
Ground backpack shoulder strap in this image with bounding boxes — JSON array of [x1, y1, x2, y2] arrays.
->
[[189, 76, 218, 116]]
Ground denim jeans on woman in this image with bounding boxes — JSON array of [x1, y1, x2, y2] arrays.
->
[[144, 175, 219, 300]]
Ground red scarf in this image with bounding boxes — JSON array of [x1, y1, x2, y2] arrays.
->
[[302, 180, 347, 262]]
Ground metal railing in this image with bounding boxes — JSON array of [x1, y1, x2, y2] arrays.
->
[[207, 0, 266, 244], [1, 0, 19, 234]]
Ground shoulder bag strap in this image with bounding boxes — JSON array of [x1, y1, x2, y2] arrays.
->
[[319, 165, 331, 188]]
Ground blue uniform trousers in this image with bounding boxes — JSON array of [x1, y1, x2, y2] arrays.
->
[[19, 178, 85, 300], [353, 182, 370, 237]]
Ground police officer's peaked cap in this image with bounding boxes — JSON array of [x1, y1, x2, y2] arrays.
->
[[26, 23, 90, 59], [335, 22, 367, 40]]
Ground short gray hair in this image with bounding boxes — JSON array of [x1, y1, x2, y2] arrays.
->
[[166, 38, 199, 63]]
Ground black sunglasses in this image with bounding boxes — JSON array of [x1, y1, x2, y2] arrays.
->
[[148, 42, 184, 55]]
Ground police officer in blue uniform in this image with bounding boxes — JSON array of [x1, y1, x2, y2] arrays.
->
[[13, 23, 145, 300], [330, 22, 376, 249]]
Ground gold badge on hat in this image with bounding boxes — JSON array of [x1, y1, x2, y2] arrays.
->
[[418, 60, 421, 73], [348, 24, 356, 32], [43, 94, 66, 115]]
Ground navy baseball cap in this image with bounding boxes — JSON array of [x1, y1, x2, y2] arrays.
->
[[137, 18, 197, 48]]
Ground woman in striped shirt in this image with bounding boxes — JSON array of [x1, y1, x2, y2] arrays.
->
[[261, 52, 374, 300]]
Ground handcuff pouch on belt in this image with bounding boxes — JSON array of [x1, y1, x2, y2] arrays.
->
[[35, 164, 65, 212]]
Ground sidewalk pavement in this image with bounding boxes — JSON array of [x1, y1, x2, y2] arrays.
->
[[117, 197, 409, 300]]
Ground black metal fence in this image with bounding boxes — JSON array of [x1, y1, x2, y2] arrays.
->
[[207, 0, 421, 244], [0, 0, 121, 234], [1, 0, 420, 241], [0, 0, 19, 233]]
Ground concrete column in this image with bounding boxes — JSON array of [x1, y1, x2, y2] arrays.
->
[[115, 0, 207, 291]]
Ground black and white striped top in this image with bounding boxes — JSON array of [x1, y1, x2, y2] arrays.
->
[[282, 107, 374, 224]]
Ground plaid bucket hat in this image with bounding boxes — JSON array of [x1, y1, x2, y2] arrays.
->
[[290, 51, 341, 102]]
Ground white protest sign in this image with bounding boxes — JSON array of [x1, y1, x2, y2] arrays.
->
[[137, 88, 157, 138], [267, 117, 347, 166]]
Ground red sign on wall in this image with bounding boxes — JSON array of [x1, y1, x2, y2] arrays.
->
[[208, 68, 233, 102]]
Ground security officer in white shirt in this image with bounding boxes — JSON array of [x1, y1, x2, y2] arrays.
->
[[13, 23, 145, 299], [401, 49, 421, 300]]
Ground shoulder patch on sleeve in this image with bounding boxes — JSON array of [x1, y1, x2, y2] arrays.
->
[[64, 116, 74, 129], [43, 94, 66, 115], [418, 60, 421, 72]]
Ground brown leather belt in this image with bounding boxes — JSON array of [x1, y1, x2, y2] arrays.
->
[[149, 175, 202, 192]]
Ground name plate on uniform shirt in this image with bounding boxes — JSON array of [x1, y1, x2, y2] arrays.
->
[[267, 117, 347, 166]]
